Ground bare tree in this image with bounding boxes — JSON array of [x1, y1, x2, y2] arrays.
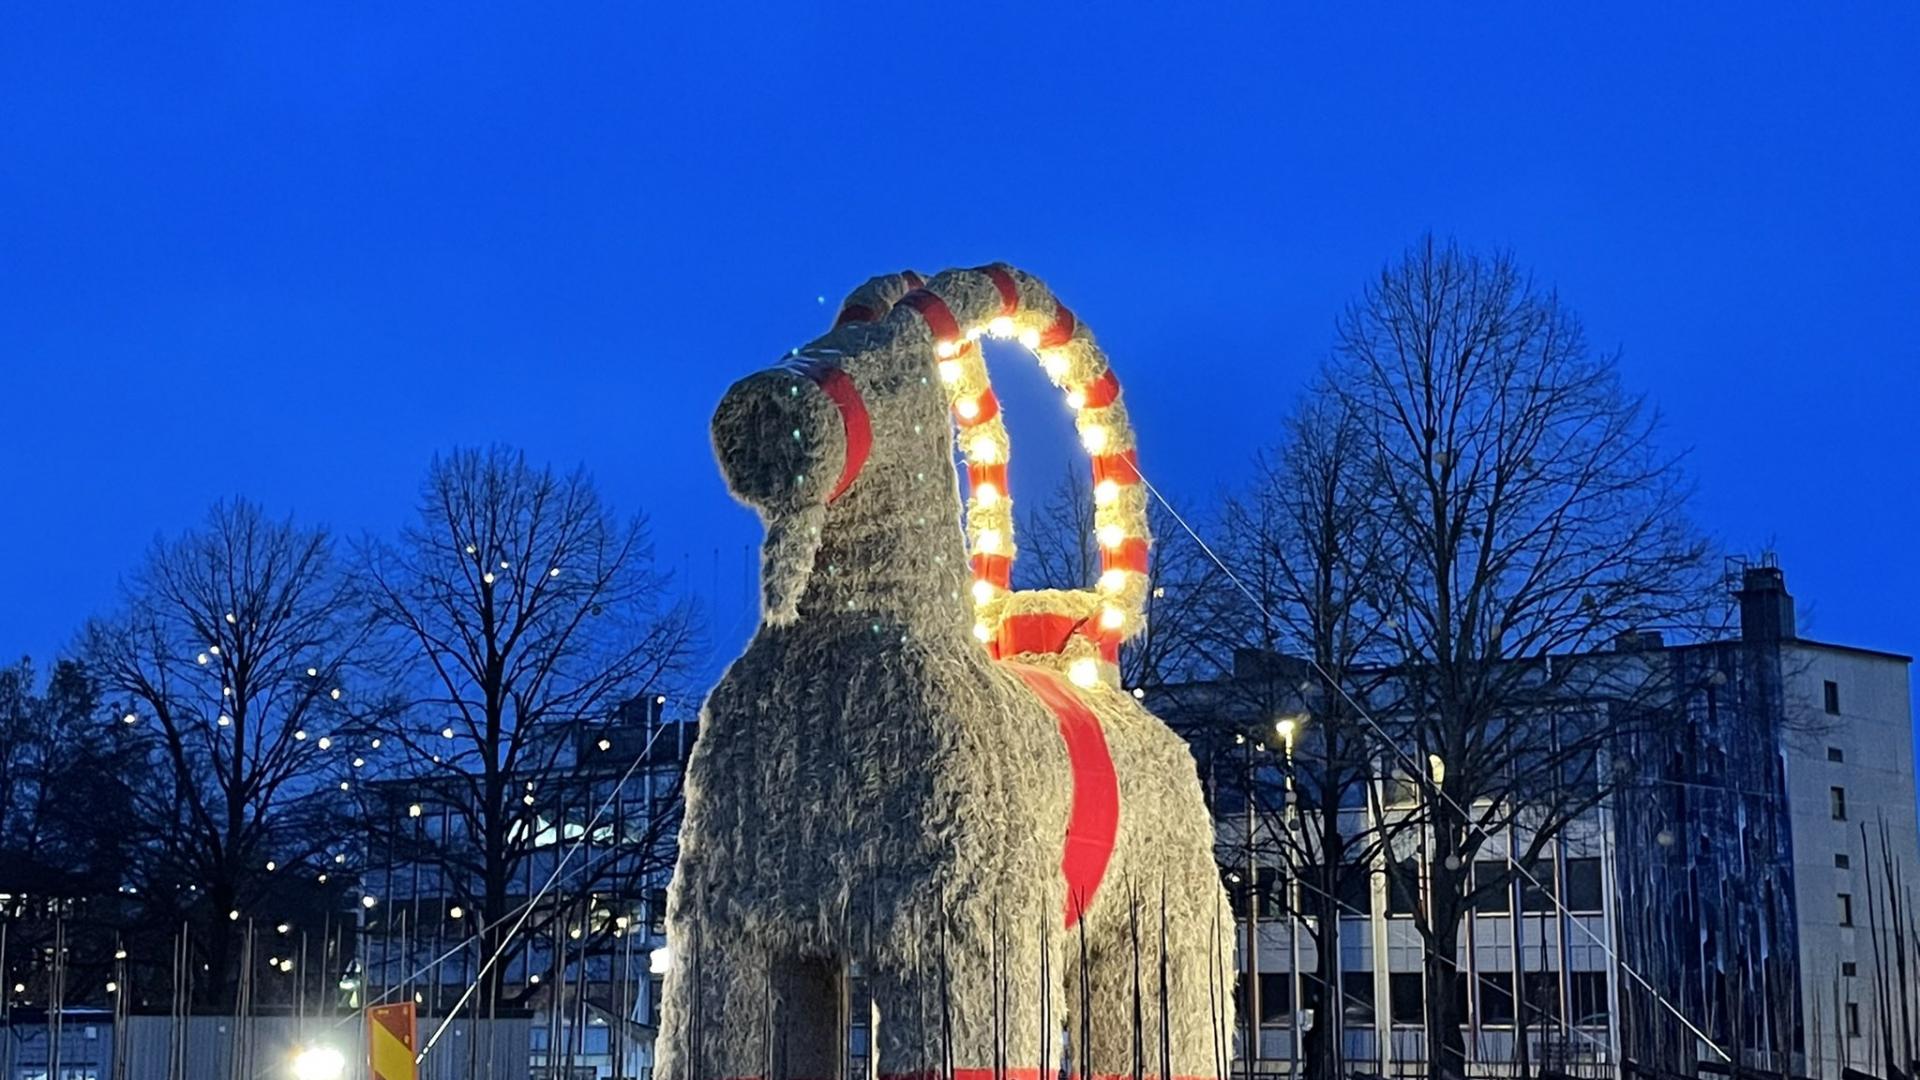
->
[[1215, 394, 1407, 1080], [1013, 465, 1233, 693], [362, 446, 698, 1010], [1328, 238, 1713, 1079], [81, 500, 369, 1005]]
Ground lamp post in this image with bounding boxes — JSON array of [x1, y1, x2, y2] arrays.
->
[[1275, 715, 1307, 1080]]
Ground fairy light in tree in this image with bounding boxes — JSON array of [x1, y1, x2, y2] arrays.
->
[[217, 714, 231, 727], [306, 667, 318, 677], [197, 653, 210, 665], [317, 736, 332, 750], [408, 804, 423, 818], [294, 729, 307, 740]]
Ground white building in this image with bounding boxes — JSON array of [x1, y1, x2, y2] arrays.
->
[[1157, 563, 1919, 1080]]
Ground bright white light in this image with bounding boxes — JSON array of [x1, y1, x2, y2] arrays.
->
[[197, 653, 210, 665], [482, 572, 495, 584], [970, 580, 996, 605], [973, 482, 1000, 508], [1041, 352, 1068, 379], [1131, 687, 1146, 700], [967, 434, 999, 462], [972, 622, 992, 643], [448, 905, 464, 919], [218, 714, 231, 727], [122, 713, 138, 724], [228, 910, 240, 921], [441, 727, 455, 739], [209, 645, 220, 655], [224, 613, 237, 625], [596, 738, 611, 752], [339, 781, 350, 791], [1099, 606, 1125, 631], [1428, 753, 1447, 786], [290, 1044, 347, 1080], [937, 359, 962, 384], [976, 529, 1002, 554], [1080, 425, 1109, 453], [987, 316, 1015, 338], [306, 667, 318, 677], [1097, 524, 1125, 548], [935, 339, 959, 359], [360, 895, 377, 909], [408, 803, 423, 818], [954, 397, 980, 421], [1065, 389, 1087, 411], [649, 946, 673, 974], [549, 567, 561, 578], [1018, 328, 1042, 350], [265, 860, 276, 871], [1094, 480, 1120, 506], [329, 688, 342, 700], [294, 729, 306, 741], [1067, 658, 1100, 688], [317, 737, 332, 750], [1098, 569, 1127, 592]]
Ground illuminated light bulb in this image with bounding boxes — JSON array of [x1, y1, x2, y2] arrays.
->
[[970, 579, 997, 605], [935, 339, 959, 359], [222, 686, 232, 697], [441, 727, 455, 739], [329, 688, 342, 700], [352, 757, 364, 768], [276, 924, 290, 935], [499, 560, 510, 569], [1065, 389, 1087, 410], [306, 667, 318, 677], [197, 653, 210, 665], [1099, 606, 1126, 630], [465, 544, 477, 554], [229, 910, 240, 921], [1067, 658, 1100, 688], [954, 397, 980, 421], [317, 873, 328, 883], [649, 946, 673, 974], [1132, 687, 1146, 700], [449, 905, 464, 919], [361, 895, 377, 909], [122, 713, 138, 724], [370, 738, 380, 749], [1041, 352, 1068, 379], [265, 860, 276, 871], [107, 980, 118, 993], [976, 529, 1002, 554], [523, 794, 535, 805], [225, 613, 237, 625], [292, 1044, 347, 1080], [988, 315, 1015, 338], [293, 729, 306, 740], [1099, 569, 1128, 592], [597, 738, 611, 751], [968, 434, 1000, 462], [549, 567, 561, 578], [1094, 479, 1120, 506], [408, 804, 423, 818], [1018, 328, 1042, 350], [972, 622, 992, 642], [333, 853, 346, 864], [1097, 524, 1126, 548], [569, 926, 582, 940], [482, 572, 495, 584], [317, 736, 332, 749], [1080, 425, 1110, 453], [964, 326, 982, 341], [937, 359, 962, 384], [974, 482, 1000, 508], [218, 714, 231, 727], [115, 948, 127, 959], [339, 781, 350, 791]]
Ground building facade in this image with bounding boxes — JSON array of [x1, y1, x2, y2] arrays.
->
[[1153, 564, 1918, 1080]]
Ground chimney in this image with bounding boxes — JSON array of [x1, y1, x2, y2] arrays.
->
[[1737, 565, 1796, 642]]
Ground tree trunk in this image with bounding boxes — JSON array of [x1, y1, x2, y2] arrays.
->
[[1423, 861, 1469, 1080], [1304, 852, 1346, 1080]]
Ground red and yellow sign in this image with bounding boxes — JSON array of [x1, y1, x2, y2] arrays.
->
[[367, 1002, 417, 1080]]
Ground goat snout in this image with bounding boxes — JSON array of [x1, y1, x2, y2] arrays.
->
[[711, 367, 849, 515]]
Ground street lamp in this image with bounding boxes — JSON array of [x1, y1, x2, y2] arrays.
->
[[290, 1044, 346, 1080]]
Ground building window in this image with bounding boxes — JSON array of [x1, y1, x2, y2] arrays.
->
[[1847, 1002, 1861, 1037], [1825, 680, 1841, 715], [1520, 860, 1558, 914], [1474, 861, 1511, 914], [1235, 973, 1293, 1027], [1828, 746, 1845, 763], [1342, 971, 1376, 1024], [1836, 852, 1851, 869], [1831, 787, 1848, 821], [1569, 972, 1610, 1026], [1386, 858, 1421, 917], [1564, 857, 1603, 913], [1389, 972, 1424, 1025], [1840, 893, 1854, 926], [1842, 961, 1857, 977], [1521, 972, 1563, 1023], [1477, 972, 1516, 1025]]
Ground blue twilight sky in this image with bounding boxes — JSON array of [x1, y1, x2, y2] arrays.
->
[[1, 5, 1916, 690]]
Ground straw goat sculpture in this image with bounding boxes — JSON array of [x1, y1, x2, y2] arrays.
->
[[660, 265, 1231, 1080]]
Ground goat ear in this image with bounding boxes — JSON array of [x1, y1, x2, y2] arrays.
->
[[759, 503, 825, 626]]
